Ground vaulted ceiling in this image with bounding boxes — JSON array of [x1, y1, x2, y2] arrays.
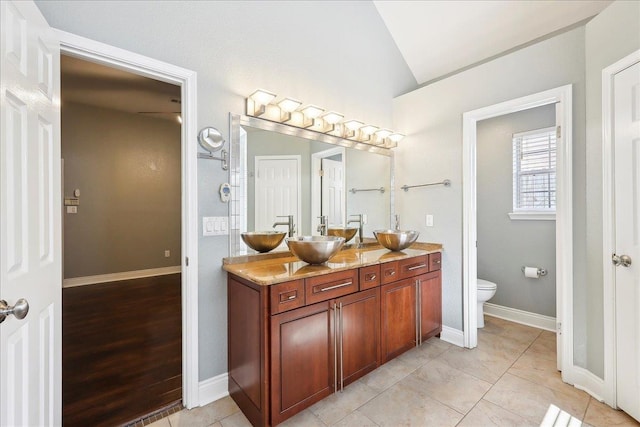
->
[[374, 0, 612, 84]]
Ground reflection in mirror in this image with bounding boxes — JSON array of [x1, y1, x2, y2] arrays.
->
[[229, 114, 393, 255]]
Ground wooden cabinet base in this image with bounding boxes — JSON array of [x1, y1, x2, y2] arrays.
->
[[227, 252, 441, 426]]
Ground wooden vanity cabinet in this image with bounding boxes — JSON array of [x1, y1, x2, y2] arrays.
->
[[380, 254, 442, 363], [228, 251, 440, 426]]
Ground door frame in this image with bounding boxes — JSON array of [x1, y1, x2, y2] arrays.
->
[[56, 30, 200, 408], [311, 147, 346, 233], [602, 49, 640, 408], [462, 85, 573, 373]]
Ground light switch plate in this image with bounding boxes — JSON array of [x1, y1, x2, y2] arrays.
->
[[426, 214, 434, 227], [203, 216, 229, 236]]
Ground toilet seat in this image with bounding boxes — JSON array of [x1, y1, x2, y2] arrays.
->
[[477, 279, 497, 290]]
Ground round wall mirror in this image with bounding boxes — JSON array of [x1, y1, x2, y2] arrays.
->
[[198, 127, 225, 153]]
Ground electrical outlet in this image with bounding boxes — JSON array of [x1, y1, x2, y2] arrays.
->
[[426, 214, 434, 227], [66, 206, 77, 214], [164, 250, 171, 258]]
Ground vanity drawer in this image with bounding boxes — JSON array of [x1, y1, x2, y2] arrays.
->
[[360, 265, 381, 290], [380, 261, 399, 284], [398, 255, 429, 279], [270, 280, 305, 314], [429, 252, 442, 271], [305, 270, 359, 305]]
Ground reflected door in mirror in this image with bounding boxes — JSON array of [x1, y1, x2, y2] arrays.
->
[[254, 155, 301, 233]]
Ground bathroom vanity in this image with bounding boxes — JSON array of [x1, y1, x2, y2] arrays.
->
[[224, 243, 442, 426]]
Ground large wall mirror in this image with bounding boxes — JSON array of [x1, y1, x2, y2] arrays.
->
[[228, 114, 394, 255]]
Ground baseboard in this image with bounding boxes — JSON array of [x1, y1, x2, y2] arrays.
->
[[484, 303, 556, 332], [564, 365, 605, 403], [63, 266, 181, 288], [440, 325, 464, 347], [199, 373, 229, 407]]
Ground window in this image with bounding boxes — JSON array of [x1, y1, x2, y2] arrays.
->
[[510, 126, 556, 220]]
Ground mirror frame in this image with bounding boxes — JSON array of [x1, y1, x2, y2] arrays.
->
[[228, 113, 395, 255]]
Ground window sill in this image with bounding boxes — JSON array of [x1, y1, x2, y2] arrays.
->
[[508, 211, 556, 221]]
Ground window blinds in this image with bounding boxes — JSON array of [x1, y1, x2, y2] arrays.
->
[[512, 127, 557, 211]]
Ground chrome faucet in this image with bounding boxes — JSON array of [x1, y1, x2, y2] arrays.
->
[[347, 214, 364, 243], [317, 215, 328, 236], [273, 215, 296, 237]]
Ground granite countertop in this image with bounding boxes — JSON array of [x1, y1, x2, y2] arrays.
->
[[222, 242, 443, 286]]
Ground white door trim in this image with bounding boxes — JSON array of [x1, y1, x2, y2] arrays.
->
[[55, 30, 200, 409], [602, 49, 640, 408], [462, 85, 573, 377], [311, 147, 346, 233]]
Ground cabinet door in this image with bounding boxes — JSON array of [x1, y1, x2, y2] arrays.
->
[[271, 302, 335, 425], [419, 272, 442, 342], [380, 278, 417, 363], [338, 288, 380, 388]]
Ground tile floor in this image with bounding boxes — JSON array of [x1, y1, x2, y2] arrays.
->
[[149, 316, 639, 427]]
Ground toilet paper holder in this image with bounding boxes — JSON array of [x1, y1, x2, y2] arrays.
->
[[521, 266, 547, 277]]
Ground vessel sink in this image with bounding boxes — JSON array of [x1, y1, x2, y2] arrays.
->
[[286, 236, 346, 264], [327, 227, 358, 243], [373, 229, 420, 252], [241, 231, 287, 253]]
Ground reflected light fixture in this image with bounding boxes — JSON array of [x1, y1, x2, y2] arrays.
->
[[247, 89, 277, 116], [343, 120, 364, 138]]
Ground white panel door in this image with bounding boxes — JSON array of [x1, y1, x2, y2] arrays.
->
[[614, 61, 640, 422], [0, 1, 62, 426], [254, 156, 300, 234], [321, 158, 345, 226]]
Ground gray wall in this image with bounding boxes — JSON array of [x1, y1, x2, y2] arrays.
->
[[477, 105, 556, 317], [392, 26, 586, 332], [582, 0, 640, 377], [36, 0, 416, 381], [62, 102, 181, 279]]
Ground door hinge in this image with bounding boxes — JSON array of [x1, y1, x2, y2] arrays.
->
[[556, 126, 561, 139], [185, 257, 189, 267], [557, 321, 562, 335], [319, 169, 324, 177]]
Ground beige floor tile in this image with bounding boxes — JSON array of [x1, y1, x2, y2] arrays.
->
[[146, 418, 171, 427], [508, 350, 588, 401], [525, 331, 557, 362], [309, 381, 378, 426], [397, 338, 451, 369], [359, 357, 416, 393], [333, 411, 379, 427], [457, 399, 537, 427], [478, 328, 532, 356], [583, 398, 640, 427], [484, 373, 590, 423], [219, 410, 253, 427], [358, 374, 464, 426], [278, 409, 327, 427], [482, 316, 542, 345], [168, 396, 239, 427], [413, 359, 492, 414], [437, 345, 517, 384]]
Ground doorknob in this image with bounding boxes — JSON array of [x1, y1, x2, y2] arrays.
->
[[0, 298, 29, 323], [612, 254, 632, 267]]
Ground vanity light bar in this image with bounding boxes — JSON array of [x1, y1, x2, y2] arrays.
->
[[245, 90, 405, 148]]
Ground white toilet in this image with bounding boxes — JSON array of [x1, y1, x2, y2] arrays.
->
[[477, 278, 497, 328]]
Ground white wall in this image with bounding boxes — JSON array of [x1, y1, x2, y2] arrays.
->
[[583, 0, 640, 378], [35, 0, 416, 381], [392, 27, 586, 331]]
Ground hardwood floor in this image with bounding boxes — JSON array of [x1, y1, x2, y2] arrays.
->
[[63, 273, 182, 427]]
